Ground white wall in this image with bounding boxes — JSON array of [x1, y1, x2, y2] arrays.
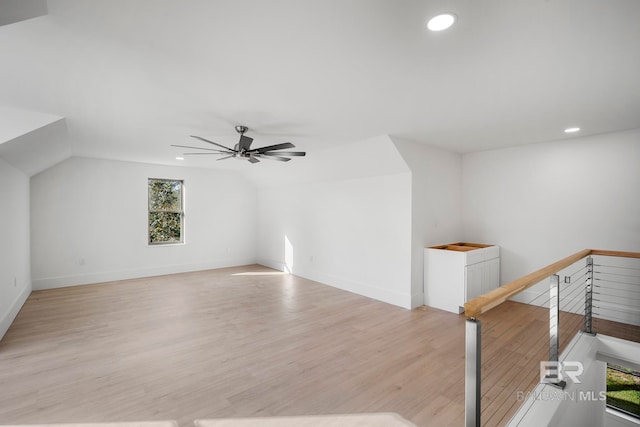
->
[[0, 157, 31, 340], [257, 173, 412, 308], [25, 127, 639, 312], [393, 137, 463, 307], [31, 157, 258, 289], [256, 136, 413, 308], [462, 128, 640, 290]]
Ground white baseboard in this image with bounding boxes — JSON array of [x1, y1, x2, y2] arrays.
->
[[34, 256, 412, 309], [256, 257, 411, 309], [411, 291, 425, 309], [310, 270, 411, 309], [509, 289, 547, 306], [0, 282, 32, 341], [32, 257, 258, 290], [256, 257, 287, 273]]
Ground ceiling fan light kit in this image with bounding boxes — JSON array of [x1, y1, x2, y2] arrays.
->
[[172, 126, 306, 164]]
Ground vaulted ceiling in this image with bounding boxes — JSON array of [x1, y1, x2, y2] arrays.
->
[[1, 0, 640, 174]]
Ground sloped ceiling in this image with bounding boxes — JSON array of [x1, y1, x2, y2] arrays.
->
[[0, 119, 70, 177], [0, 0, 639, 173], [0, 107, 69, 176], [244, 134, 410, 188], [0, 0, 47, 27]]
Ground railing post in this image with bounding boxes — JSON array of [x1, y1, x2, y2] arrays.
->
[[465, 317, 481, 427], [549, 274, 560, 362], [583, 256, 594, 335], [543, 274, 566, 388]]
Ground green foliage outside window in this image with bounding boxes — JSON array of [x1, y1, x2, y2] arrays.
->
[[607, 364, 640, 418], [148, 179, 183, 244]]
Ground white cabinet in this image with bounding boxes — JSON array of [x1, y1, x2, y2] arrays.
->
[[465, 262, 484, 301], [482, 258, 500, 294], [424, 243, 500, 314]]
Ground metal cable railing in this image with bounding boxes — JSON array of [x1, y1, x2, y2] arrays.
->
[[476, 259, 588, 426], [591, 260, 640, 341], [463, 249, 640, 427]]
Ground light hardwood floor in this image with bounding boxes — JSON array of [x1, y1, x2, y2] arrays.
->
[[2, 266, 636, 427], [0, 266, 468, 427], [476, 303, 584, 426]]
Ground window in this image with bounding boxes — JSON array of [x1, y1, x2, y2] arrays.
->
[[148, 178, 184, 245], [606, 364, 640, 419]]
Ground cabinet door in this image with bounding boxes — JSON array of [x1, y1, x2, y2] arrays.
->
[[466, 263, 484, 301], [482, 258, 500, 294]]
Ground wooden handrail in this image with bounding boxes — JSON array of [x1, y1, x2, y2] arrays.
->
[[590, 249, 640, 259], [464, 248, 640, 317]]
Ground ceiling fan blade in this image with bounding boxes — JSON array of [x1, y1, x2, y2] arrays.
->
[[190, 135, 237, 152], [251, 142, 295, 153], [217, 155, 235, 161], [254, 154, 291, 162], [183, 152, 233, 155], [239, 135, 253, 151], [171, 144, 228, 153], [261, 151, 305, 157], [248, 156, 260, 164]]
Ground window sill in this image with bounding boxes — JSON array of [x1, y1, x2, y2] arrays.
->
[[606, 407, 640, 425], [148, 242, 186, 247]]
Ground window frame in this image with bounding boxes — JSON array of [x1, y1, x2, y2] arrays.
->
[[147, 178, 185, 246], [606, 363, 640, 420]]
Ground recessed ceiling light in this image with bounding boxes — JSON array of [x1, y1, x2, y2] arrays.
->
[[564, 127, 581, 133], [176, 156, 184, 160], [427, 13, 456, 31]]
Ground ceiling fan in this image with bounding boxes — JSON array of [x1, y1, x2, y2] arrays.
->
[[171, 125, 306, 164]]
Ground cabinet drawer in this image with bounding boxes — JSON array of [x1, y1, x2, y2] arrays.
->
[[466, 250, 485, 265], [483, 245, 500, 261], [465, 245, 499, 265]]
